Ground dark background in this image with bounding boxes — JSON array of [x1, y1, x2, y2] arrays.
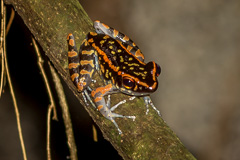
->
[[1, 0, 240, 160]]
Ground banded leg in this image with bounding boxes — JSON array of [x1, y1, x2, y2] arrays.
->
[[67, 33, 96, 91], [82, 87, 97, 108], [91, 84, 135, 134], [67, 33, 97, 107], [94, 20, 145, 62]]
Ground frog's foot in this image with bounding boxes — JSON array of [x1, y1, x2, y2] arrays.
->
[[103, 95, 136, 134], [107, 95, 136, 120], [106, 95, 135, 118], [143, 96, 161, 116], [107, 111, 136, 135]]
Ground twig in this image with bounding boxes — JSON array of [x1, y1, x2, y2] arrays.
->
[[2, 2, 28, 160], [31, 37, 58, 120], [6, 8, 15, 35], [0, 47, 4, 97], [49, 62, 78, 160], [92, 124, 98, 142], [0, 0, 5, 97], [0, 6, 15, 97], [31, 37, 58, 160], [46, 104, 54, 160]]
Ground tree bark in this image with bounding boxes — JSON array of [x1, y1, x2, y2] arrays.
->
[[5, 0, 196, 159]]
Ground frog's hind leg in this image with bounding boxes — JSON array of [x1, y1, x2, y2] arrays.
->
[[93, 21, 145, 62], [68, 33, 97, 109], [91, 84, 135, 134], [67, 33, 96, 92], [81, 87, 97, 108]]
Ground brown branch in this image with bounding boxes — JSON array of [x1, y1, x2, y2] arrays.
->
[[32, 37, 58, 121], [46, 104, 54, 160], [0, 0, 5, 97], [49, 61, 78, 160], [2, 1, 27, 159], [5, 0, 196, 159], [6, 7, 14, 35], [32, 37, 59, 159]]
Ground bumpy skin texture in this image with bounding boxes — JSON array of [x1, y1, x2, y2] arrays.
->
[[67, 21, 161, 134]]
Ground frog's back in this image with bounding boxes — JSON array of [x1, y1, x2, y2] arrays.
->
[[91, 34, 146, 76]]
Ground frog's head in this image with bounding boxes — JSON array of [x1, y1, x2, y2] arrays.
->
[[117, 61, 161, 96]]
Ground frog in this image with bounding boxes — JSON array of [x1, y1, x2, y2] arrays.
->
[[67, 20, 161, 134]]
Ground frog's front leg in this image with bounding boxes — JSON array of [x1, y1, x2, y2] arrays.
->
[[91, 84, 135, 134], [143, 96, 161, 116], [125, 96, 161, 116]]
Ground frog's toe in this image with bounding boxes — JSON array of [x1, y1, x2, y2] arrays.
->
[[143, 96, 161, 116], [108, 113, 135, 135]]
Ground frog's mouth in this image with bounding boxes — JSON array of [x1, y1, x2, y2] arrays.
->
[[136, 81, 158, 94]]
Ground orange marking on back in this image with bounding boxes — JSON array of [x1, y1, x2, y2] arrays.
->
[[69, 63, 79, 69], [116, 41, 145, 65], [92, 43, 120, 72], [82, 50, 94, 55], [90, 32, 98, 36], [103, 35, 109, 39], [117, 71, 122, 75], [113, 29, 119, 37], [80, 60, 94, 67], [88, 38, 94, 43], [70, 73, 79, 81], [68, 51, 78, 57], [135, 49, 145, 60]]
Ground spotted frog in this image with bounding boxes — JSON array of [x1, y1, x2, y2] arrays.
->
[[67, 20, 161, 134]]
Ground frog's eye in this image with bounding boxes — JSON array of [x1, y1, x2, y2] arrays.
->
[[155, 63, 161, 77], [122, 77, 135, 89]]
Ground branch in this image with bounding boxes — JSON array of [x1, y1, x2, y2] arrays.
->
[[5, 0, 196, 159], [2, 2, 27, 159]]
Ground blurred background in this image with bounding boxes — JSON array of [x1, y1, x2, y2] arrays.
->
[[0, 0, 240, 159]]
